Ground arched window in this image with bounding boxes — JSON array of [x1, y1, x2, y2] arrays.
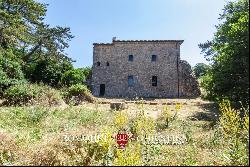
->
[[151, 55, 157, 62], [106, 62, 110, 66], [97, 62, 100, 66], [128, 55, 133, 61]]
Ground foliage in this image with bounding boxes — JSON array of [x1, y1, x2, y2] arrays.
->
[[216, 100, 249, 165], [62, 84, 94, 105], [156, 104, 182, 130], [61, 68, 87, 86], [199, 71, 214, 100], [130, 115, 155, 137], [0, 0, 46, 48], [3, 83, 62, 106], [192, 63, 210, 78], [27, 58, 73, 87], [199, 0, 249, 104], [113, 143, 142, 166], [0, 49, 26, 95], [114, 111, 129, 130], [81, 66, 92, 80], [0, 0, 75, 89]]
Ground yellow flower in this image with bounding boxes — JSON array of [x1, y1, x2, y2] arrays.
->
[[175, 103, 182, 111]]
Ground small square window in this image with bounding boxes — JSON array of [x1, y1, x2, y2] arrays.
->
[[97, 62, 100, 66], [128, 55, 133, 61], [151, 55, 157, 62]]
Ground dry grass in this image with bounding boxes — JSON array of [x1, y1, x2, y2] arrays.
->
[[0, 98, 248, 166]]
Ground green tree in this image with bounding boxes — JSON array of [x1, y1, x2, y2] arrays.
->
[[0, 0, 46, 48], [192, 63, 210, 78], [22, 24, 74, 63], [199, 0, 249, 104], [61, 67, 92, 86], [0, 0, 75, 88], [81, 67, 92, 80], [0, 48, 26, 95], [29, 58, 73, 87]]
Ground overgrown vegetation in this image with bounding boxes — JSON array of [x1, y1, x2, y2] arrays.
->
[[214, 100, 249, 165], [198, 0, 249, 104], [62, 84, 95, 105], [0, 0, 249, 166], [0, 0, 91, 100], [3, 83, 62, 106], [0, 100, 248, 166]]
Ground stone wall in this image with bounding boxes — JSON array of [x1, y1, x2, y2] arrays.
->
[[92, 39, 200, 98], [179, 60, 201, 97]]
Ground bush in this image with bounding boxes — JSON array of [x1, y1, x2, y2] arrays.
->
[[63, 84, 94, 105], [61, 67, 92, 87], [29, 59, 73, 87], [214, 100, 249, 165], [61, 69, 86, 86], [199, 73, 214, 100], [3, 83, 62, 106]]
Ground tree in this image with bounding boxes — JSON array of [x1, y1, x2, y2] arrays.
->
[[29, 57, 73, 87], [61, 67, 92, 87], [199, 0, 249, 104], [192, 63, 210, 78], [61, 68, 86, 86], [0, 0, 75, 88], [0, 48, 26, 95], [22, 24, 74, 63], [0, 0, 46, 48]]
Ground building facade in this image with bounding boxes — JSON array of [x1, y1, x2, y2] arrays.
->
[[92, 38, 200, 98]]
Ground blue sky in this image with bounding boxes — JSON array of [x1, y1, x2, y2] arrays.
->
[[37, 0, 227, 68]]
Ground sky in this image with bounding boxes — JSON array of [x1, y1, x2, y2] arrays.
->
[[37, 0, 227, 68]]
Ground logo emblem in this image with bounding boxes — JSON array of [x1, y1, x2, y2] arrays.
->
[[115, 133, 129, 149]]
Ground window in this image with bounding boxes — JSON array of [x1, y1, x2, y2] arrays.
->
[[152, 76, 157, 86], [106, 62, 110, 66], [128, 75, 134, 86], [97, 62, 100, 66], [128, 55, 133, 61], [151, 55, 157, 62]]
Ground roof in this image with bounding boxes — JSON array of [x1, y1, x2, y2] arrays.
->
[[93, 39, 184, 46]]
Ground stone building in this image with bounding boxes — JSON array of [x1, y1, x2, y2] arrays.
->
[[91, 38, 200, 98]]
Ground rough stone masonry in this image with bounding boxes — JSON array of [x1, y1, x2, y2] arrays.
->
[[91, 38, 200, 98]]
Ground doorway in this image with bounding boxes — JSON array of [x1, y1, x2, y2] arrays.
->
[[99, 84, 105, 96]]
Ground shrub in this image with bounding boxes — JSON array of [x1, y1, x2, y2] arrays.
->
[[3, 83, 62, 106], [215, 100, 249, 165], [61, 68, 86, 86], [156, 104, 181, 130], [63, 84, 94, 105], [29, 59, 73, 87], [199, 73, 214, 100], [113, 142, 142, 166]]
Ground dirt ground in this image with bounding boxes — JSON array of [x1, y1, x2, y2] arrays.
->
[[80, 97, 220, 121]]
